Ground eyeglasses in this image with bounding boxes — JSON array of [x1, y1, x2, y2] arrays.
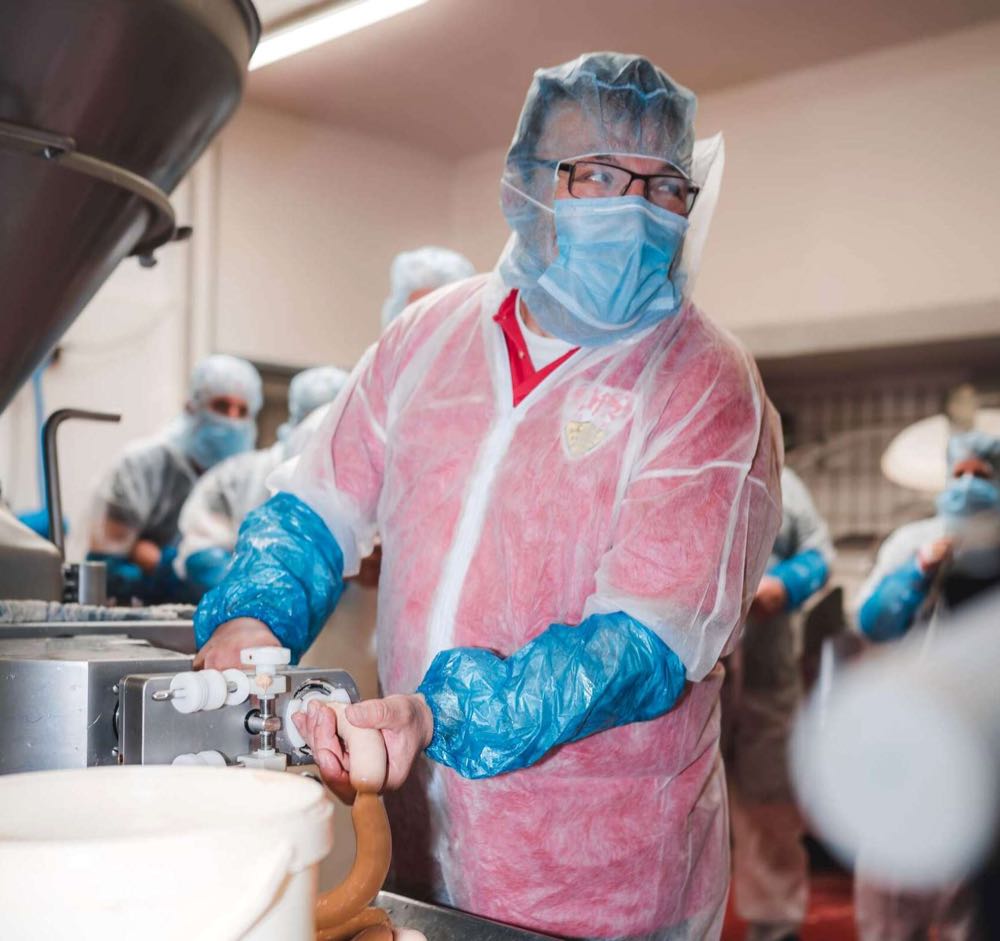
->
[[557, 159, 699, 215]]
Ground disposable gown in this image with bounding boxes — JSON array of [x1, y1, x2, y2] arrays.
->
[[89, 426, 199, 557], [269, 270, 781, 939], [726, 468, 833, 941], [175, 442, 286, 587]]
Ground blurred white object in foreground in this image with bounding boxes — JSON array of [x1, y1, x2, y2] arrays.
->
[[881, 409, 1000, 494], [792, 590, 1000, 889]]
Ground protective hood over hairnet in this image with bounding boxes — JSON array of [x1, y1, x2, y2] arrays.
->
[[178, 355, 262, 469], [277, 366, 349, 442], [381, 246, 476, 328], [498, 52, 725, 346], [188, 354, 263, 415], [947, 430, 1000, 477]]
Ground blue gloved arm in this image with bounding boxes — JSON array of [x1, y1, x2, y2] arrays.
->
[[194, 492, 345, 662], [858, 558, 929, 642], [417, 611, 687, 779], [769, 548, 830, 611], [185, 547, 234, 594]]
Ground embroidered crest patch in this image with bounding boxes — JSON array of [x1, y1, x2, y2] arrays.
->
[[562, 383, 635, 458]]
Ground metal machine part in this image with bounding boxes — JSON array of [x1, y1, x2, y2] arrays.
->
[[118, 661, 359, 768], [0, 618, 197, 654], [42, 408, 120, 558], [0, 635, 190, 774], [0, 0, 260, 414], [0, 635, 361, 776], [0, 505, 62, 602]]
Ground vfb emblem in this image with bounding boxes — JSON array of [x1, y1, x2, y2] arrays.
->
[[563, 383, 635, 458]]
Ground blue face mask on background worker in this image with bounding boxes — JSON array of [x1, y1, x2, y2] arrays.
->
[[857, 429, 1000, 641]]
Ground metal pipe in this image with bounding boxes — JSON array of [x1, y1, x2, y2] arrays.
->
[[42, 408, 120, 557]]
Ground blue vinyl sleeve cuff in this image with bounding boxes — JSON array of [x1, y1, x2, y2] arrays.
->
[[769, 548, 830, 610], [417, 610, 687, 779], [193, 492, 345, 662], [858, 558, 929, 642]]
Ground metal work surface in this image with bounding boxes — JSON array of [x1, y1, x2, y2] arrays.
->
[[0, 619, 197, 654], [376, 892, 560, 940], [0, 0, 259, 413]]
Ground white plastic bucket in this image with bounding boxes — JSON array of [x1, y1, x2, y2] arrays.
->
[[0, 765, 333, 940]]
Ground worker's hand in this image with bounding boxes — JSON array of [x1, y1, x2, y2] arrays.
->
[[192, 617, 280, 670], [344, 694, 434, 791], [917, 537, 954, 576], [292, 701, 356, 804], [130, 538, 163, 576], [750, 575, 787, 619]]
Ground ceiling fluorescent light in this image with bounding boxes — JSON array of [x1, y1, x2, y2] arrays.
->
[[250, 0, 429, 71]]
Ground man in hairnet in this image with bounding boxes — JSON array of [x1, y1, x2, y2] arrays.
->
[[852, 429, 1000, 941], [195, 53, 781, 940], [725, 467, 833, 941], [381, 246, 476, 329], [175, 366, 348, 597], [88, 354, 261, 604]]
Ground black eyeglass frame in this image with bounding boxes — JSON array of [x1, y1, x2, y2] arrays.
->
[[556, 159, 700, 214]]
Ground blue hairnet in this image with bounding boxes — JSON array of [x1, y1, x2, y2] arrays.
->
[[278, 366, 349, 441], [947, 430, 1000, 477], [381, 246, 476, 328], [498, 53, 701, 339], [189, 354, 263, 416]]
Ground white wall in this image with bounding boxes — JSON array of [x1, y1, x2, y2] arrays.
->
[[213, 105, 455, 369], [447, 23, 1000, 355], [0, 179, 202, 560]]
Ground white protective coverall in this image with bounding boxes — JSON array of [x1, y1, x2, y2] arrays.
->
[[274, 267, 782, 939]]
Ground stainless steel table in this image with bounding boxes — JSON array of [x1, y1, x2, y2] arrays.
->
[[376, 892, 561, 940]]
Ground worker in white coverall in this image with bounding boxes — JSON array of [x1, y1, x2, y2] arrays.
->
[[194, 53, 782, 940], [381, 246, 475, 329], [725, 467, 834, 941], [88, 354, 261, 604], [852, 429, 1000, 941], [174, 366, 348, 597]]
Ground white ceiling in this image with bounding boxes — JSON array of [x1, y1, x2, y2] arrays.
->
[[246, 0, 1000, 157]]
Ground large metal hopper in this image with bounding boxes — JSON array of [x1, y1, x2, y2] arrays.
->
[[0, 0, 260, 414]]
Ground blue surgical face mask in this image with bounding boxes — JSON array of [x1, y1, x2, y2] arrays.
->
[[185, 412, 256, 470], [532, 196, 688, 345], [936, 474, 1000, 518]]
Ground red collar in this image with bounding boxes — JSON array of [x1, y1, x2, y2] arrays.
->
[[492, 291, 577, 406]]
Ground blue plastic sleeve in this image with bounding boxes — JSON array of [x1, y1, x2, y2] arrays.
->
[[417, 610, 687, 779], [769, 548, 830, 610], [193, 492, 345, 662], [185, 548, 233, 593], [858, 558, 929, 642]]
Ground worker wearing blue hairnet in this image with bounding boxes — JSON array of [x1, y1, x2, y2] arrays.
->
[[176, 366, 347, 595], [380, 246, 476, 328], [853, 429, 999, 941], [726, 467, 834, 941], [88, 354, 261, 604], [194, 53, 780, 940]]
